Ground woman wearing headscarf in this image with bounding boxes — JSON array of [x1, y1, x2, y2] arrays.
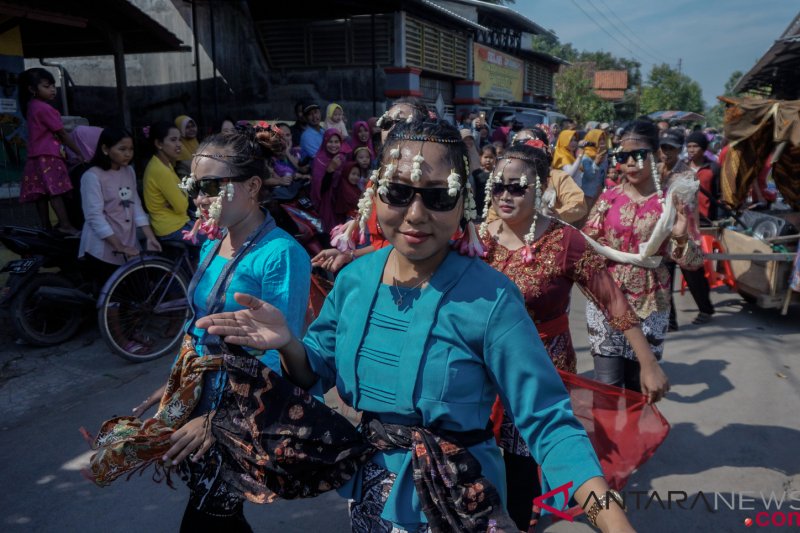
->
[[348, 120, 375, 159], [174, 115, 200, 178], [311, 128, 348, 233], [552, 129, 584, 183], [579, 129, 609, 210]]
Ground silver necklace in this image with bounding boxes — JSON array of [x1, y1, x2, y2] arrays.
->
[[391, 254, 431, 306]]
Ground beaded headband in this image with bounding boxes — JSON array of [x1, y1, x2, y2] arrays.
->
[[391, 134, 461, 144]]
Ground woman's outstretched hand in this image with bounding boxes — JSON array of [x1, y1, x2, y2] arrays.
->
[[195, 293, 291, 351]]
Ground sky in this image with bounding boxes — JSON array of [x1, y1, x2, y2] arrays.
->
[[517, 0, 798, 107]]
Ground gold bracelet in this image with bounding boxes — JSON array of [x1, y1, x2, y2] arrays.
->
[[585, 489, 625, 527]]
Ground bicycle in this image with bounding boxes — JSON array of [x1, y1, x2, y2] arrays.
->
[[97, 241, 196, 363]]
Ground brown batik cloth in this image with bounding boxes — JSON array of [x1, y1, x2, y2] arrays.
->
[[209, 345, 518, 533], [81, 335, 223, 486]]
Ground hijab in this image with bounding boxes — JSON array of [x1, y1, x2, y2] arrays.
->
[[311, 128, 347, 232], [552, 130, 577, 169], [323, 103, 348, 138], [348, 120, 375, 157], [583, 129, 606, 160], [174, 115, 199, 162], [335, 160, 363, 216]]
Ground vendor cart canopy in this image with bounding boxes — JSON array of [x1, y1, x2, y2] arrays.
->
[[719, 96, 800, 210]]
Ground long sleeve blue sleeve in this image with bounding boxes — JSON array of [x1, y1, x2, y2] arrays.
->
[[483, 284, 603, 506], [257, 240, 311, 372]]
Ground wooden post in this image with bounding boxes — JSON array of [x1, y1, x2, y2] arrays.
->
[[110, 31, 131, 131]]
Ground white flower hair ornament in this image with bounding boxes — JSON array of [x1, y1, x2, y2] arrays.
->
[[520, 173, 543, 264]]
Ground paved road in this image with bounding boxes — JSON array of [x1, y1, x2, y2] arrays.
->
[[1, 285, 798, 532]]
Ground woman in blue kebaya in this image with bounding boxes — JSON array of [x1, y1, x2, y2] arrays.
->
[[131, 124, 311, 531], [196, 121, 634, 532]]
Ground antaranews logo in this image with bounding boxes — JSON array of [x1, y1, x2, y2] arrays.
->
[[533, 482, 800, 527]]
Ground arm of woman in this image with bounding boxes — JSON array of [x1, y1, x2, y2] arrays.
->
[[561, 158, 583, 180], [258, 242, 312, 370], [484, 287, 634, 532], [157, 169, 189, 216], [196, 293, 318, 389], [570, 240, 669, 403]]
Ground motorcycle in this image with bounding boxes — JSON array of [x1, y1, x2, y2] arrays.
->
[[0, 226, 95, 345]]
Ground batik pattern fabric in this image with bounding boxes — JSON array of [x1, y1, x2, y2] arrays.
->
[[81, 335, 223, 487], [350, 462, 430, 533], [207, 346, 519, 533], [583, 185, 703, 320], [587, 303, 669, 361]]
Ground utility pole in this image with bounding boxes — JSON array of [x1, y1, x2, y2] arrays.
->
[[677, 58, 682, 74]]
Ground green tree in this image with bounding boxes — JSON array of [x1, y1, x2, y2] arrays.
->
[[706, 70, 743, 129], [554, 64, 615, 125], [640, 64, 704, 115]]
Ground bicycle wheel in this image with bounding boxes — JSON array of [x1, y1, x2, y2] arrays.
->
[[98, 259, 190, 362]]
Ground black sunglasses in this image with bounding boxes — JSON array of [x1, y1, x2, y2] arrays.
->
[[378, 182, 461, 211], [492, 182, 528, 197], [188, 175, 249, 198], [615, 148, 652, 164]]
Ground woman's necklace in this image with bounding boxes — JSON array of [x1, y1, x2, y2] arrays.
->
[[391, 253, 431, 307]]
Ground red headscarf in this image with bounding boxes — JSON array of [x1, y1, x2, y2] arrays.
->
[[335, 161, 363, 217], [311, 128, 348, 232], [348, 120, 375, 158]]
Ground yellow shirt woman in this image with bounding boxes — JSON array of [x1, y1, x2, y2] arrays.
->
[[143, 155, 189, 237]]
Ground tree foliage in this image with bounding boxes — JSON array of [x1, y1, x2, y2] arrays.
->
[[554, 64, 615, 125], [640, 64, 704, 115]]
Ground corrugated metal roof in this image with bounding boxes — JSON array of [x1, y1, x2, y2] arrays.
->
[[419, 0, 489, 32], [735, 11, 800, 95]]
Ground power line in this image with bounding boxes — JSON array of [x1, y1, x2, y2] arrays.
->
[[568, 0, 643, 63], [584, 0, 668, 65], [593, 0, 673, 65]]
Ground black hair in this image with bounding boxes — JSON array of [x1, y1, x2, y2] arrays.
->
[[89, 127, 134, 170], [274, 122, 291, 131], [382, 119, 470, 181], [148, 121, 179, 154], [620, 119, 660, 151], [560, 118, 576, 129], [500, 143, 550, 182], [481, 144, 497, 156], [18, 68, 56, 116], [218, 116, 236, 131], [531, 127, 550, 145], [196, 123, 286, 201], [390, 97, 430, 122]]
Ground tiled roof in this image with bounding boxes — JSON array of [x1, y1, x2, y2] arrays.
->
[[593, 70, 629, 90]]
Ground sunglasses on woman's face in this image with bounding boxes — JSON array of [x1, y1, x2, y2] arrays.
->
[[615, 148, 652, 164], [188, 175, 247, 198], [491, 182, 528, 197], [378, 182, 461, 211]]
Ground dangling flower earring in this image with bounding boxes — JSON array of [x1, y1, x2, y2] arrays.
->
[[650, 153, 664, 204], [411, 147, 424, 183], [225, 182, 235, 202], [636, 151, 645, 170], [521, 173, 542, 264]]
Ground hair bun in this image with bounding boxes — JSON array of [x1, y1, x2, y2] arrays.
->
[[253, 125, 285, 156]]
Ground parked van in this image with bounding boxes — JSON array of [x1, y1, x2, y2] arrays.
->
[[487, 104, 566, 131]]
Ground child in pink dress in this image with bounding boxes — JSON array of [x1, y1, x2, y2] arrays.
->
[[19, 68, 84, 235]]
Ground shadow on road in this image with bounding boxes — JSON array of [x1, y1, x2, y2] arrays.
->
[[661, 360, 734, 404]]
